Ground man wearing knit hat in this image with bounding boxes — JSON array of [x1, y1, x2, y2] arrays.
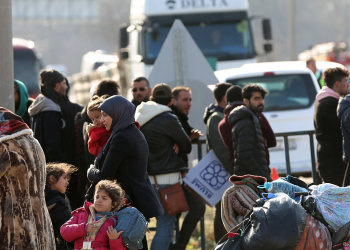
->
[[28, 69, 69, 162], [135, 83, 191, 250]]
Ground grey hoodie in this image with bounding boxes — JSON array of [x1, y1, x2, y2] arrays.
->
[[28, 94, 61, 116]]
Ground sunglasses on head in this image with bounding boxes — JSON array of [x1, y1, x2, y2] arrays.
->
[[132, 87, 149, 92]]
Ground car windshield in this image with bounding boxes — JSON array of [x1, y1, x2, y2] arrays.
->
[[227, 74, 317, 112], [143, 12, 255, 64]]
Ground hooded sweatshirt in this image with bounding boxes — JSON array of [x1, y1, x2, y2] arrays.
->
[[314, 86, 346, 186], [135, 101, 191, 178], [203, 103, 224, 124], [135, 101, 171, 126], [337, 95, 350, 163], [28, 94, 68, 163], [316, 86, 340, 101]]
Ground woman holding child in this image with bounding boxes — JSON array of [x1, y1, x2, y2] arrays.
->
[[86, 95, 163, 248]]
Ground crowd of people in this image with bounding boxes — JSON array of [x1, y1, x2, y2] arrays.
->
[[1, 64, 350, 249]]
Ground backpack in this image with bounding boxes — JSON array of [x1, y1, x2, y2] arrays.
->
[[115, 207, 148, 250]]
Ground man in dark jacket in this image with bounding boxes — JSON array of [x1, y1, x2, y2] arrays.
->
[[135, 83, 192, 250], [28, 69, 69, 163], [60, 78, 84, 210], [315, 67, 349, 186], [337, 94, 350, 186], [131, 76, 152, 107], [219, 86, 276, 169], [203, 83, 232, 243], [170, 86, 205, 250], [228, 84, 272, 181]]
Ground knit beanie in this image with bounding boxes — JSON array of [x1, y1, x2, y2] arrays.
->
[[40, 69, 65, 104], [226, 85, 243, 103]]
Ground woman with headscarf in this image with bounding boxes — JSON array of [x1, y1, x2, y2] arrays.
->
[[14, 79, 33, 126], [0, 107, 55, 249], [86, 95, 163, 249]]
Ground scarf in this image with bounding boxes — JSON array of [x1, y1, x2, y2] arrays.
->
[[40, 83, 65, 104], [14, 80, 29, 118], [0, 108, 29, 136]]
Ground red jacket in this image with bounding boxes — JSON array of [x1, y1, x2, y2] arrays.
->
[[218, 102, 276, 168], [88, 126, 112, 157], [60, 202, 126, 250]]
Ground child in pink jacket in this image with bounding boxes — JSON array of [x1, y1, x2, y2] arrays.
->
[[60, 180, 126, 250]]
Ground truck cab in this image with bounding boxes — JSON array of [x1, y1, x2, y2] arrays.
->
[[121, 0, 272, 87]]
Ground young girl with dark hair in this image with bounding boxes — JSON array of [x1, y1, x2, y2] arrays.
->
[[60, 180, 127, 250]]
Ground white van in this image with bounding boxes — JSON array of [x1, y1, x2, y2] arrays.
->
[[215, 61, 345, 174]]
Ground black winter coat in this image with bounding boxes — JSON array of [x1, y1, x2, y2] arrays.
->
[[87, 124, 163, 219], [171, 105, 193, 166], [314, 97, 346, 186], [140, 111, 192, 175], [338, 96, 350, 163], [60, 99, 83, 166], [228, 106, 271, 181], [31, 111, 69, 163], [45, 189, 74, 250]]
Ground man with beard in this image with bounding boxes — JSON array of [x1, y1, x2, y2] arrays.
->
[[228, 84, 272, 180], [131, 77, 152, 107]]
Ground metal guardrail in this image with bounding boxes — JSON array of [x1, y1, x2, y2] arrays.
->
[[274, 130, 318, 184], [190, 132, 318, 248]]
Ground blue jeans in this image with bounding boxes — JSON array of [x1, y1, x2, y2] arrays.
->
[[150, 184, 176, 250]]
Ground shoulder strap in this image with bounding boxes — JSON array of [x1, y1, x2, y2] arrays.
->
[[153, 176, 159, 189]]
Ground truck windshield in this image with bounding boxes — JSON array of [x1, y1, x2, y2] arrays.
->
[[227, 74, 317, 112], [14, 50, 41, 96], [142, 12, 255, 64]]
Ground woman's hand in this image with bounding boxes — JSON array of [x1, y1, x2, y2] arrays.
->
[[86, 222, 99, 233], [106, 226, 123, 240]]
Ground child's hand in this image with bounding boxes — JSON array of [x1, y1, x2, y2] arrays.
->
[[106, 226, 123, 240], [86, 223, 99, 233]]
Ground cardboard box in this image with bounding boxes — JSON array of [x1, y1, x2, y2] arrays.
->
[[183, 150, 232, 207]]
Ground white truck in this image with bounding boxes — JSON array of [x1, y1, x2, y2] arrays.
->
[[73, 0, 272, 104], [119, 0, 272, 95], [215, 61, 345, 174]]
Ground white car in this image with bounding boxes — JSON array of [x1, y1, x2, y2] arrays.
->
[[214, 61, 345, 174]]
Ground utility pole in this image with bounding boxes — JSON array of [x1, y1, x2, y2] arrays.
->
[[0, 0, 14, 111], [290, 0, 296, 60]]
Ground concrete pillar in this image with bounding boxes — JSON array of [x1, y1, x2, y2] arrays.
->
[[0, 0, 14, 111]]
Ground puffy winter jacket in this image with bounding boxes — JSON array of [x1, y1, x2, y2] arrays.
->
[[60, 202, 126, 250], [135, 101, 192, 175], [219, 102, 276, 168], [228, 106, 271, 181]]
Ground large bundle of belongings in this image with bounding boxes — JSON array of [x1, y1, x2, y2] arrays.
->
[[215, 174, 350, 250]]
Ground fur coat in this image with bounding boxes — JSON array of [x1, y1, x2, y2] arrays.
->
[[0, 129, 55, 249]]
